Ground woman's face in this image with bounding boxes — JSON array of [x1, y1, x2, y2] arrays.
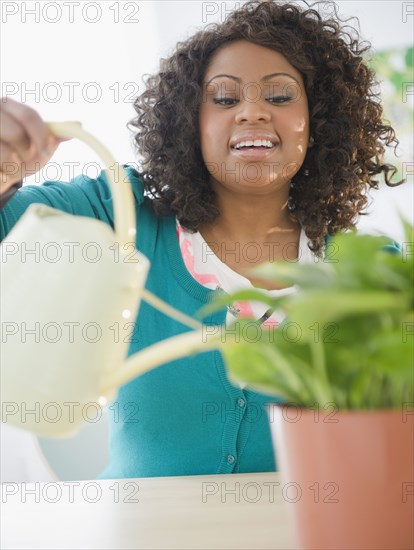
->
[[199, 40, 312, 196]]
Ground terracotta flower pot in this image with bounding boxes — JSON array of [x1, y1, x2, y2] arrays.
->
[[268, 404, 414, 550]]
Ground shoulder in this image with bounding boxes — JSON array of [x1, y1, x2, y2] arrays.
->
[[64, 164, 147, 209], [0, 164, 151, 240]]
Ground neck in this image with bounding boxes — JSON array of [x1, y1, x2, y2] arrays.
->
[[200, 186, 299, 244]]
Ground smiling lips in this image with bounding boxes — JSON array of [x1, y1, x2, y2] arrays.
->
[[230, 131, 279, 160]]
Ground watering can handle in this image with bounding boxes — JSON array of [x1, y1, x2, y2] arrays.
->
[[47, 121, 201, 331], [47, 121, 136, 250]]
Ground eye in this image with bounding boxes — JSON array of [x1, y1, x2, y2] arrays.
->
[[266, 96, 293, 104], [213, 97, 239, 106]]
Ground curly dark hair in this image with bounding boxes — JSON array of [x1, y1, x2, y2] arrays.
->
[[129, 0, 403, 254]]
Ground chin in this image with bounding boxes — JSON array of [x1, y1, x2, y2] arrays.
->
[[231, 179, 285, 192]]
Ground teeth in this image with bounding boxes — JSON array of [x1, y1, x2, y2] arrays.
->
[[234, 139, 274, 150]]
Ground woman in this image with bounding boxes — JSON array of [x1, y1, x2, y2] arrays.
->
[[0, 0, 403, 478]]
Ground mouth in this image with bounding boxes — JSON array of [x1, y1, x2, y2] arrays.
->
[[230, 140, 279, 160]]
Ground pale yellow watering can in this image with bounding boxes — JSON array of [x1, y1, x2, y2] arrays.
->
[[0, 122, 220, 437]]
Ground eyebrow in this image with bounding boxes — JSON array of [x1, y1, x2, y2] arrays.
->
[[206, 72, 301, 85]]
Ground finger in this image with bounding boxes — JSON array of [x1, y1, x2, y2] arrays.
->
[[0, 141, 23, 182], [0, 179, 22, 198], [1, 97, 52, 159], [0, 109, 33, 162], [0, 141, 24, 191]]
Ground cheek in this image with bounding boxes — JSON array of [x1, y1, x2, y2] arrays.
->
[[282, 112, 310, 161], [292, 117, 308, 133], [199, 109, 224, 158], [280, 111, 310, 146]]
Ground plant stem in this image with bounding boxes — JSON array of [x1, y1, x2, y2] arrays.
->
[[310, 338, 333, 405]]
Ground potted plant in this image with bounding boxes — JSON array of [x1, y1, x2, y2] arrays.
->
[[212, 222, 414, 550]]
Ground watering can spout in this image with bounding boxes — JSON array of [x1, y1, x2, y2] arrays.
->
[[1, 323, 219, 438], [100, 329, 218, 403]]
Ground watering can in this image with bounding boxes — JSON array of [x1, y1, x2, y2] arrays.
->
[[0, 122, 219, 437]]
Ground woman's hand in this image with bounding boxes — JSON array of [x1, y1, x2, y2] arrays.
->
[[0, 97, 69, 195]]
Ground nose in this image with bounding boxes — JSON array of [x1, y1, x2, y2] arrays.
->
[[234, 97, 272, 124]]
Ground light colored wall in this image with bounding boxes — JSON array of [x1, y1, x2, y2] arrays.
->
[[154, 0, 412, 51]]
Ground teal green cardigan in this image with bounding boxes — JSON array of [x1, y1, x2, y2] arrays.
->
[[0, 166, 285, 479]]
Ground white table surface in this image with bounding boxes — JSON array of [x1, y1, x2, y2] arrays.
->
[[1, 472, 297, 549]]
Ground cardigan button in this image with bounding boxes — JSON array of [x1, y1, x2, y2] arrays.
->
[[227, 454, 235, 465], [237, 398, 245, 408]]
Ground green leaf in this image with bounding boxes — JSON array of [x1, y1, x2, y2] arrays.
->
[[248, 261, 336, 289], [365, 330, 414, 380], [286, 291, 408, 337], [197, 288, 277, 319]]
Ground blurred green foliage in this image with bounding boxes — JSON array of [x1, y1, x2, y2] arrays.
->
[[212, 222, 413, 410]]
